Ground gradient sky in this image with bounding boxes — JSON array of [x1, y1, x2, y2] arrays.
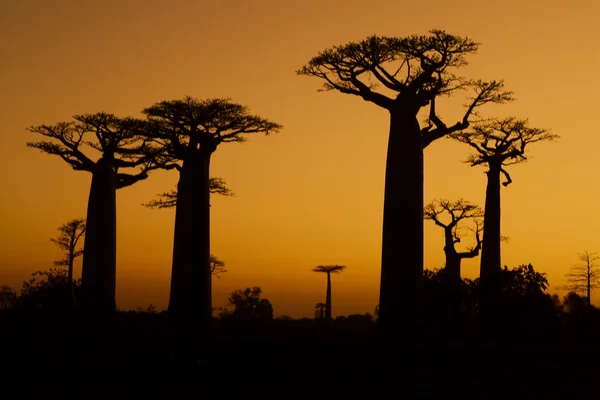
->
[[1, 0, 599, 317]]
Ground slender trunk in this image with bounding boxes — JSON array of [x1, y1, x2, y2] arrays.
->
[[379, 109, 423, 336], [68, 249, 75, 307], [479, 164, 502, 331], [325, 272, 332, 322], [587, 273, 591, 306], [81, 158, 117, 316], [168, 150, 212, 333]]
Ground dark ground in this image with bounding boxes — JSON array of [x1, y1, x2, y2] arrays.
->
[[1, 314, 599, 399]]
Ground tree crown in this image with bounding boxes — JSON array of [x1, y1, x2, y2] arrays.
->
[[312, 265, 346, 274], [450, 117, 557, 185], [27, 113, 159, 188], [142, 97, 282, 169], [298, 30, 513, 146]]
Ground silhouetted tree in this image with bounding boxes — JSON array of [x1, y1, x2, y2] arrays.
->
[[315, 302, 326, 320], [298, 30, 511, 332], [227, 287, 274, 321], [424, 199, 482, 329], [0, 285, 17, 310], [312, 265, 346, 322], [20, 269, 82, 310], [27, 113, 158, 315], [50, 218, 86, 307], [209, 255, 227, 278], [142, 97, 281, 331], [563, 251, 600, 307], [562, 291, 588, 314], [451, 118, 557, 329], [142, 177, 234, 209]]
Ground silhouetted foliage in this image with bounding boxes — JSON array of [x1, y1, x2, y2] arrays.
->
[[421, 264, 557, 337], [50, 218, 86, 307], [142, 97, 281, 331], [563, 250, 600, 306], [226, 287, 274, 321], [27, 113, 160, 315], [143, 177, 234, 209], [19, 268, 82, 310], [298, 30, 511, 333], [0, 285, 17, 310], [451, 118, 557, 330], [312, 265, 346, 322]]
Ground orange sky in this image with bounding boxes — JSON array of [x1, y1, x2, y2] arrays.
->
[[1, 0, 599, 317]]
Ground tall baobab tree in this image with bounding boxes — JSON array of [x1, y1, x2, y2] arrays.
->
[[424, 199, 482, 330], [142, 97, 281, 331], [298, 30, 511, 333], [312, 265, 346, 322], [564, 250, 600, 307], [451, 117, 557, 326], [27, 113, 157, 315], [50, 218, 86, 306]]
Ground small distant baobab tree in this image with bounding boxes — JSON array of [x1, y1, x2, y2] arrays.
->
[[51, 218, 86, 306], [312, 265, 346, 322], [451, 117, 557, 325], [142, 97, 281, 331], [563, 250, 600, 307], [27, 113, 158, 314], [424, 199, 482, 328], [209, 255, 227, 278], [315, 302, 326, 320], [298, 30, 512, 332]]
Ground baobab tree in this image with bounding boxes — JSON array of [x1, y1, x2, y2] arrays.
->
[[450, 117, 557, 326], [298, 30, 511, 332], [424, 199, 482, 330], [315, 302, 326, 320], [312, 265, 346, 322], [142, 97, 281, 331], [27, 113, 157, 315], [209, 255, 227, 278], [50, 218, 86, 307], [563, 250, 600, 307]]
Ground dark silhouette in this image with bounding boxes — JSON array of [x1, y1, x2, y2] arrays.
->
[[312, 265, 346, 322], [27, 113, 158, 315], [209, 255, 227, 278], [451, 118, 557, 330], [315, 302, 326, 320], [424, 199, 482, 331], [50, 218, 86, 307], [142, 97, 281, 332], [226, 287, 274, 321], [298, 30, 511, 333], [0, 285, 17, 309], [563, 251, 600, 306], [143, 177, 234, 209], [19, 268, 82, 310]]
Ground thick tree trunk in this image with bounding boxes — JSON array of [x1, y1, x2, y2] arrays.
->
[[325, 272, 332, 322], [444, 253, 462, 334], [479, 165, 502, 331], [81, 158, 117, 315], [168, 151, 212, 332], [379, 110, 423, 337]]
